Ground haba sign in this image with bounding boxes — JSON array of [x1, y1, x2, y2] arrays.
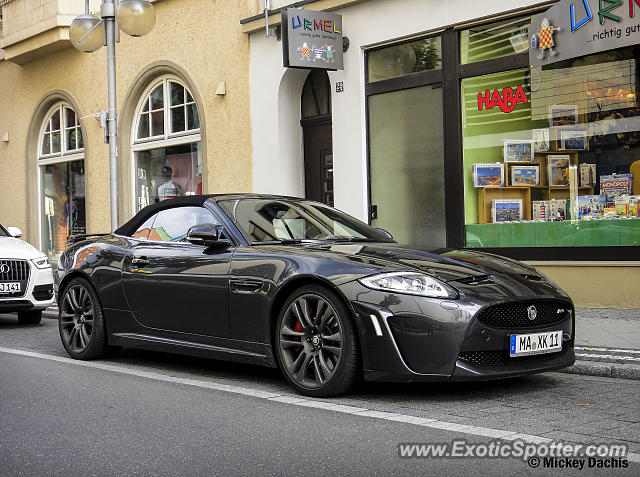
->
[[530, 0, 640, 67], [281, 8, 343, 70], [477, 86, 529, 113]]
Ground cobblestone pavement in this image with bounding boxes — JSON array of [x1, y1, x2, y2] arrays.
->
[[575, 308, 640, 350], [1, 312, 639, 458]]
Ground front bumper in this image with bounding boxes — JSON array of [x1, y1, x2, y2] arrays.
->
[[338, 281, 575, 383], [0, 260, 54, 313]]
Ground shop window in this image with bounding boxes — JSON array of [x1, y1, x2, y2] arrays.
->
[[367, 37, 441, 83], [368, 85, 446, 247], [460, 16, 531, 64], [132, 77, 202, 212], [38, 103, 86, 263], [462, 47, 640, 248]]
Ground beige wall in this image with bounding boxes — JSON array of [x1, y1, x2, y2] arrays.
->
[[0, 0, 254, 243], [530, 263, 640, 309]]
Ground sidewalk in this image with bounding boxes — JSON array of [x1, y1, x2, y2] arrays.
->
[[42, 305, 640, 379], [562, 307, 640, 380]]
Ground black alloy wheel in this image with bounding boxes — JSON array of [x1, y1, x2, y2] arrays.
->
[[276, 285, 360, 397], [59, 278, 108, 359]]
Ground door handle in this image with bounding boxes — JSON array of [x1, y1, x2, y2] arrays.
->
[[131, 256, 149, 267]]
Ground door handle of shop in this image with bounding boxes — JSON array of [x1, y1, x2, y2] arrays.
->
[[131, 257, 149, 267]]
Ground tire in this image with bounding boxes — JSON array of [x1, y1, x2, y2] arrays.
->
[[58, 277, 108, 360], [17, 310, 42, 325], [275, 284, 361, 397]]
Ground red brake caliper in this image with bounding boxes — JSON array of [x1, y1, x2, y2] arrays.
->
[[294, 320, 303, 332]]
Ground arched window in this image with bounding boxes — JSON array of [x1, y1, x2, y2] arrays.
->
[[301, 70, 331, 119], [38, 103, 86, 262], [132, 77, 202, 212]]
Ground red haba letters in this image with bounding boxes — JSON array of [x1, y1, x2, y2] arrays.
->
[[477, 85, 528, 113]]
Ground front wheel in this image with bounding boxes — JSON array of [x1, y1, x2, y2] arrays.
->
[[58, 278, 108, 360], [275, 285, 360, 397]]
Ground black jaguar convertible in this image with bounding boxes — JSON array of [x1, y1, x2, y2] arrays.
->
[[55, 194, 575, 396]]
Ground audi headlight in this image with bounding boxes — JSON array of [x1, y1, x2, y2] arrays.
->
[[359, 272, 457, 298], [32, 256, 51, 269]]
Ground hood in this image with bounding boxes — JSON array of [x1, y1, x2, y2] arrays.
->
[[0, 236, 47, 260], [309, 242, 534, 279], [299, 241, 569, 300]]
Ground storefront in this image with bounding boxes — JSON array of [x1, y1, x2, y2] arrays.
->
[[0, 0, 253, 267], [244, 0, 640, 307]]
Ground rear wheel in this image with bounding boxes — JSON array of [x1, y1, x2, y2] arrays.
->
[[17, 310, 42, 325], [58, 278, 108, 360], [275, 285, 360, 397]]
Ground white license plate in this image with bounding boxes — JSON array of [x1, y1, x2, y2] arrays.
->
[[510, 330, 562, 356], [0, 282, 21, 294]]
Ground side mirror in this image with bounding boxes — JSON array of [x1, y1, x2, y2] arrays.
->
[[7, 226, 23, 238], [186, 223, 229, 247], [374, 227, 393, 240]]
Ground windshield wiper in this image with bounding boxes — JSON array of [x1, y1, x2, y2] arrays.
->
[[329, 237, 387, 243], [253, 239, 324, 245]]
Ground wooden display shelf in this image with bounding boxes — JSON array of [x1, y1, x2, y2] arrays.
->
[[477, 187, 531, 224], [547, 185, 594, 200], [476, 151, 588, 224], [476, 184, 595, 224]]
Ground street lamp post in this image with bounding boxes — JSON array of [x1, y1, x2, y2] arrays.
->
[[69, 0, 156, 231]]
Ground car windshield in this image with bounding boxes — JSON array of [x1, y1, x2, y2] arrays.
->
[[0, 224, 8, 237], [217, 198, 394, 244]]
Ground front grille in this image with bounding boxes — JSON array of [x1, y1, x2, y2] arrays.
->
[[476, 301, 571, 329], [0, 259, 30, 298], [33, 284, 53, 301], [458, 349, 567, 367]]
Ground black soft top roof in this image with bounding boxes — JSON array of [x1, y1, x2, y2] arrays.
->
[[114, 195, 215, 236], [114, 193, 305, 236]]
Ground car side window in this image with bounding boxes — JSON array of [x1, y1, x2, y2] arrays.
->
[[131, 215, 156, 240], [149, 206, 224, 242]]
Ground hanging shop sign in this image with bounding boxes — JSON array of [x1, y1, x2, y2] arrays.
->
[[281, 8, 344, 70], [530, 0, 640, 67]]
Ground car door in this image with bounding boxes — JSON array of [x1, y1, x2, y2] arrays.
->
[[121, 205, 233, 338]]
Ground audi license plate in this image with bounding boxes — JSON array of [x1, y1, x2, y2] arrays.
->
[[510, 330, 562, 357], [0, 282, 20, 294]]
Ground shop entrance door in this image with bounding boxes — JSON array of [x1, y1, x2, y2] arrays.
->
[[301, 70, 334, 206], [303, 121, 333, 206]]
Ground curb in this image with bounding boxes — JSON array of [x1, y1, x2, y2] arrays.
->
[[555, 360, 640, 381]]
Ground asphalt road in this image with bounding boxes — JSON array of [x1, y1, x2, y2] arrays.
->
[[0, 314, 638, 476]]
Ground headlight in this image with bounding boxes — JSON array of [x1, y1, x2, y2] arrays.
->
[[359, 272, 457, 298], [31, 256, 51, 269]]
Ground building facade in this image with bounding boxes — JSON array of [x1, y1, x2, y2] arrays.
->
[[0, 0, 256, 263], [1, 0, 639, 308], [243, 0, 640, 307]]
